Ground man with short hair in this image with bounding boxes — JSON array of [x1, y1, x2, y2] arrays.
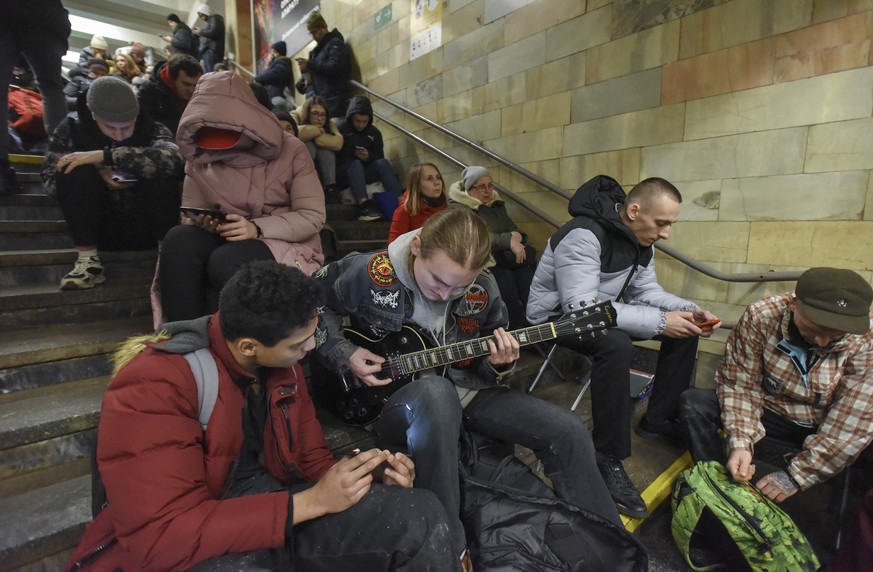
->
[[335, 95, 402, 221], [193, 3, 224, 72], [42, 76, 184, 290], [295, 11, 350, 118], [527, 174, 720, 518], [680, 267, 873, 503], [161, 13, 199, 58], [137, 53, 203, 135], [67, 261, 457, 570]]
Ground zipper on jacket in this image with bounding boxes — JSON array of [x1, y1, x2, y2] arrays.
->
[[67, 538, 118, 571], [701, 470, 771, 547]]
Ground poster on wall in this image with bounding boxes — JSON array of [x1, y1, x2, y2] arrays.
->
[[410, 0, 443, 61], [252, 0, 321, 73]]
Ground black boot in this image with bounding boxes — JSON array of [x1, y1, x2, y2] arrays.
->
[[0, 163, 23, 195], [596, 452, 649, 518]]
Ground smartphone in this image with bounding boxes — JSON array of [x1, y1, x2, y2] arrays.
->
[[352, 448, 387, 479], [696, 318, 721, 328], [355, 145, 366, 150], [180, 206, 229, 221], [111, 171, 138, 183]]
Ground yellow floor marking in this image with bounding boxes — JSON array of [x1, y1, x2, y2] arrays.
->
[[622, 451, 693, 533], [9, 154, 44, 165]]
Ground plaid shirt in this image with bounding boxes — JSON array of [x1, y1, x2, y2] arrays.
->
[[717, 293, 873, 489]]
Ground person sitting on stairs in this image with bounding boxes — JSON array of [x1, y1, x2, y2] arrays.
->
[[41, 75, 183, 291]]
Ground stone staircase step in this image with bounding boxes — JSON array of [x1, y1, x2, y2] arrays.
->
[[0, 474, 89, 570], [0, 194, 62, 221], [335, 239, 386, 257], [0, 220, 71, 251], [1, 353, 113, 395], [0, 249, 157, 287], [0, 316, 152, 371], [0, 279, 151, 329], [328, 220, 391, 241]]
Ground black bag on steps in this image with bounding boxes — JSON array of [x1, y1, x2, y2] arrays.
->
[[459, 433, 649, 571]]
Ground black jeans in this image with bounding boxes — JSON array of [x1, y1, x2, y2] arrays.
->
[[54, 166, 180, 250], [561, 330, 699, 459], [159, 224, 274, 322], [678, 388, 819, 464], [490, 249, 536, 331], [375, 378, 622, 556], [192, 482, 459, 572]]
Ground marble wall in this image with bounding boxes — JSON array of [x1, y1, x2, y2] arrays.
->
[[302, 0, 873, 320]]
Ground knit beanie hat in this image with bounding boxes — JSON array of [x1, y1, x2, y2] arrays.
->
[[86, 59, 110, 73], [196, 3, 213, 16], [87, 76, 139, 122], [462, 166, 490, 192], [90, 35, 109, 51], [306, 11, 328, 30], [271, 41, 287, 56]]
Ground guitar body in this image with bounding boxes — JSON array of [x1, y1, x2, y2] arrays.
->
[[310, 326, 433, 426], [311, 301, 617, 426]]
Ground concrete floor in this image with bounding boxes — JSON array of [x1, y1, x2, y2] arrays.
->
[[525, 370, 867, 571]]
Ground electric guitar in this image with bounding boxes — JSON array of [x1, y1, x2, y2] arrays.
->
[[311, 300, 616, 426]]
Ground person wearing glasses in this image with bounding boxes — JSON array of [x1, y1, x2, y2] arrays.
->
[[449, 166, 537, 330], [295, 11, 350, 119], [292, 95, 342, 201]]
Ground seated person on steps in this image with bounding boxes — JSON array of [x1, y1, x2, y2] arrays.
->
[[136, 53, 203, 137], [449, 165, 537, 331], [526, 175, 720, 518], [314, 208, 621, 570], [292, 95, 342, 201], [679, 267, 873, 503], [42, 76, 184, 291], [156, 71, 325, 325], [387, 162, 448, 245], [67, 261, 458, 571], [335, 95, 402, 221]]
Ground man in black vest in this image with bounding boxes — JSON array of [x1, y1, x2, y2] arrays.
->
[[527, 175, 720, 518]]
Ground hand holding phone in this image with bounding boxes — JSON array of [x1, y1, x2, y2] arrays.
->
[[180, 206, 229, 222], [111, 171, 138, 183], [696, 318, 721, 328]]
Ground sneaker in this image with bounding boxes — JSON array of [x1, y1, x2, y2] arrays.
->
[[596, 453, 649, 518], [357, 199, 382, 222], [636, 415, 684, 445], [323, 184, 340, 204], [60, 257, 106, 290], [0, 165, 22, 195]]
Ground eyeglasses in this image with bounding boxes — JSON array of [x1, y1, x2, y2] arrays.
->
[[471, 183, 495, 192], [309, 111, 327, 118]]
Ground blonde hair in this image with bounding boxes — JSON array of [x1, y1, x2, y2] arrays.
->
[[418, 207, 491, 270], [111, 330, 171, 376], [403, 162, 444, 217]]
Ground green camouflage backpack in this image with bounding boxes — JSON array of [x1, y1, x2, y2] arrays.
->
[[671, 460, 820, 571]]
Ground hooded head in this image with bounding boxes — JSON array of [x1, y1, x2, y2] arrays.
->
[[345, 95, 373, 131], [196, 3, 213, 17]]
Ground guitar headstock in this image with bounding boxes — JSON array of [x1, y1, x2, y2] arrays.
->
[[552, 299, 617, 339]]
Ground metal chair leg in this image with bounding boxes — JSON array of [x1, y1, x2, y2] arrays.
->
[[527, 344, 560, 394], [834, 465, 852, 552], [570, 374, 591, 412]]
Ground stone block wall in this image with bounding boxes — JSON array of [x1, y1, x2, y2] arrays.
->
[[295, 0, 873, 320]]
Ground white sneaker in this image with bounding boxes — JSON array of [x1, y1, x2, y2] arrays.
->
[[60, 256, 106, 290]]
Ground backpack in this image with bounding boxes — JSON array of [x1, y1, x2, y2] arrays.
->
[[8, 85, 46, 138], [90, 348, 218, 517], [460, 434, 649, 571], [671, 460, 820, 571]]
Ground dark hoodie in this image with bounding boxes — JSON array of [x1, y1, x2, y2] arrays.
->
[[254, 55, 294, 101], [137, 60, 188, 135], [335, 95, 384, 166]]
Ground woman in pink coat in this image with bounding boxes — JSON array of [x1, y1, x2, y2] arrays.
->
[[157, 71, 325, 322]]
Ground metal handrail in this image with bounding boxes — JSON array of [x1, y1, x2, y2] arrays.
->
[[229, 58, 256, 79], [358, 80, 804, 285]]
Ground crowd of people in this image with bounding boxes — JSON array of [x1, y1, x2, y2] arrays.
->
[[4, 4, 872, 571]]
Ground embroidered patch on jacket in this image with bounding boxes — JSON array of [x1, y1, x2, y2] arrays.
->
[[368, 252, 397, 286], [457, 316, 479, 334], [457, 358, 474, 369], [371, 288, 400, 308], [313, 265, 329, 279], [457, 283, 488, 315], [314, 325, 328, 347], [763, 375, 782, 395]]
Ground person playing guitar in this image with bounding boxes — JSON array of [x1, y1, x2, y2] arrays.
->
[[313, 208, 622, 568]]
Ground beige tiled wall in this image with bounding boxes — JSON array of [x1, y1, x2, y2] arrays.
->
[[307, 0, 873, 309]]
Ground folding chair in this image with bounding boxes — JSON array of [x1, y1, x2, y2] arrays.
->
[[526, 342, 591, 412]]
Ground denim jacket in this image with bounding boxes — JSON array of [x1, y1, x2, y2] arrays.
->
[[314, 245, 514, 390]]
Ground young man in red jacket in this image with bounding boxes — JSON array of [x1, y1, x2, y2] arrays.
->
[[68, 261, 457, 571]]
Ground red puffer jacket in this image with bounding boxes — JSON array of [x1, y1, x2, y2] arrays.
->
[[67, 316, 335, 571]]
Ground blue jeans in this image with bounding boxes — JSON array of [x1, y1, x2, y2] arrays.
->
[[337, 158, 401, 203], [201, 50, 219, 73], [304, 140, 337, 186], [0, 2, 69, 162], [375, 378, 621, 555]]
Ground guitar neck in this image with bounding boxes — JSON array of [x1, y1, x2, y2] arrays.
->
[[396, 323, 557, 376]]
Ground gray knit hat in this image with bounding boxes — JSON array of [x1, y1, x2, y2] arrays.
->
[[87, 76, 139, 122], [462, 166, 490, 192]]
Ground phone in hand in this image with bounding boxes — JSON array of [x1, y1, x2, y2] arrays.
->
[[352, 448, 388, 479], [180, 206, 229, 222], [696, 318, 721, 328], [355, 145, 366, 151]]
